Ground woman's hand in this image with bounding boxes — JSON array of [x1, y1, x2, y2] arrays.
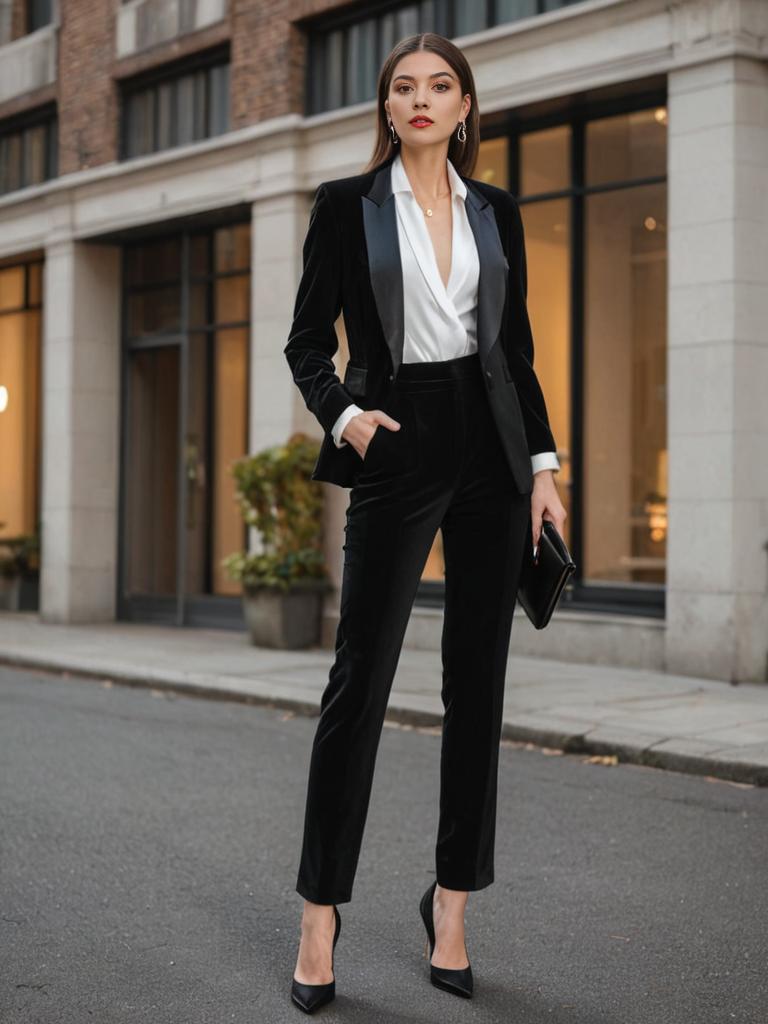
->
[[341, 410, 401, 460], [531, 470, 567, 552]]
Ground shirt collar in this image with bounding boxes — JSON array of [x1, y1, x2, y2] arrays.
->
[[390, 151, 467, 201]]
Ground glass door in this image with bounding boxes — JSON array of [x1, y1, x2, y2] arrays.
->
[[123, 340, 181, 613], [119, 223, 250, 627]]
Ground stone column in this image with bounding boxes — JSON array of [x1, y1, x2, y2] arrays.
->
[[666, 55, 768, 682], [249, 191, 305, 458], [40, 240, 121, 622], [249, 190, 350, 606]]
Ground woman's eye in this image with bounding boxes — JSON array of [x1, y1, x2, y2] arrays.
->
[[395, 83, 450, 93]]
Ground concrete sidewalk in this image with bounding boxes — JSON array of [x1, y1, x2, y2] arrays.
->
[[1, 612, 767, 786]]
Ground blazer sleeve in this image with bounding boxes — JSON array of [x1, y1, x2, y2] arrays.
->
[[504, 195, 558, 458], [283, 183, 357, 435]]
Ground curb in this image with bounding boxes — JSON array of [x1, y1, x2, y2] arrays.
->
[[2, 652, 766, 788]]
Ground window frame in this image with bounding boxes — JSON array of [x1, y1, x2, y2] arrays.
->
[[303, 0, 588, 115], [0, 104, 57, 197], [119, 45, 230, 161], [507, 87, 667, 618], [416, 85, 668, 618]]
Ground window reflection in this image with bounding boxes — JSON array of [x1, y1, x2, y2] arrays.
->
[[211, 327, 248, 596], [520, 199, 572, 545], [584, 184, 667, 584], [0, 266, 25, 311], [123, 225, 250, 606], [419, 110, 666, 599], [0, 261, 43, 547], [473, 137, 508, 190], [348, 21, 378, 104], [520, 125, 570, 196], [454, 0, 487, 34], [127, 286, 181, 337], [215, 223, 250, 273], [586, 108, 667, 186], [125, 346, 180, 596], [497, 0, 537, 20], [123, 59, 230, 159]]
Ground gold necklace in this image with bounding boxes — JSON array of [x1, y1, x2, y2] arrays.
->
[[417, 190, 451, 217]]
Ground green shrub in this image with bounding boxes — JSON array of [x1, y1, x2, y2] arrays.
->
[[222, 432, 331, 593], [0, 529, 40, 580]]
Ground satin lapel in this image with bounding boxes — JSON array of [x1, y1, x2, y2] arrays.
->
[[462, 179, 508, 367], [362, 160, 404, 377]]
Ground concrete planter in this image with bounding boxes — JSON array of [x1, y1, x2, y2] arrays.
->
[[0, 574, 40, 612], [242, 579, 329, 649]]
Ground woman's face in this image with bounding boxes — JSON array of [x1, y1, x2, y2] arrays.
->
[[384, 51, 470, 150]]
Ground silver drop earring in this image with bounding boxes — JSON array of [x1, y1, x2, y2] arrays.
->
[[457, 119, 467, 143], [388, 119, 399, 144]]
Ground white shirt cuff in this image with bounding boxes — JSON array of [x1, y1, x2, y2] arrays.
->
[[331, 403, 365, 448], [531, 451, 560, 474]]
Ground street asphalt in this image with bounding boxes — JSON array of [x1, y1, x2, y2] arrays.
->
[[1, 664, 766, 1024], [0, 613, 767, 788]]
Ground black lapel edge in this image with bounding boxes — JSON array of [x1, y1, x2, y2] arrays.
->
[[362, 158, 404, 376], [462, 179, 507, 365]]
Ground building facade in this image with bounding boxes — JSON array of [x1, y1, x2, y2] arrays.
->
[[0, 0, 766, 681]]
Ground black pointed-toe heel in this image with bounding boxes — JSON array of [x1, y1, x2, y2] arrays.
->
[[419, 880, 474, 998], [291, 904, 342, 1014]]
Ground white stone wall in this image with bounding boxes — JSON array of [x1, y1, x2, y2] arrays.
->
[[249, 180, 352, 592], [116, 0, 227, 58], [0, 23, 57, 106], [40, 242, 121, 622], [666, 54, 768, 682]]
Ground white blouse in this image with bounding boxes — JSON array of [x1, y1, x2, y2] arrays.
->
[[331, 152, 560, 475]]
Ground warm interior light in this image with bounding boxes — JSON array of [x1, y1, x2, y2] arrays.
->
[[654, 107, 667, 125], [0, 385, 8, 413]]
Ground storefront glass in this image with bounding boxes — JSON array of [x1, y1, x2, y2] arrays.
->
[[120, 223, 250, 625], [419, 102, 667, 609], [0, 261, 42, 549]]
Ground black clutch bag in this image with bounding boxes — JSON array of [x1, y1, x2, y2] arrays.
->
[[517, 520, 576, 629]]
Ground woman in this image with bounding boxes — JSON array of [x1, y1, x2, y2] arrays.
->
[[285, 32, 567, 1014]]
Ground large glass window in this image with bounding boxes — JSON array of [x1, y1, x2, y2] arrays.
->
[[513, 103, 667, 610], [120, 223, 250, 627], [305, 0, 585, 114], [582, 108, 668, 592], [0, 108, 57, 196], [418, 102, 667, 614], [0, 260, 42, 550], [122, 51, 230, 160]]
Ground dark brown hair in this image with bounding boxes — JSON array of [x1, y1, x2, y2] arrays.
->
[[363, 33, 480, 177]]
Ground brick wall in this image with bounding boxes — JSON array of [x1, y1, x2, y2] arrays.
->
[[230, 0, 353, 127], [4, 0, 358, 175], [11, 0, 27, 40], [58, 0, 119, 173]]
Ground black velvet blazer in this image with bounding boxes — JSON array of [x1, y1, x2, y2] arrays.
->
[[283, 152, 557, 493]]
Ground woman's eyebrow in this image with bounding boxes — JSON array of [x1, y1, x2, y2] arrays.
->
[[393, 71, 456, 83]]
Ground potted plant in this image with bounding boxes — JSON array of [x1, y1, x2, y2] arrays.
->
[[0, 526, 41, 612], [223, 432, 332, 648]]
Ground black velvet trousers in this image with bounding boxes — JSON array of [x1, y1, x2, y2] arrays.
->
[[295, 351, 532, 905]]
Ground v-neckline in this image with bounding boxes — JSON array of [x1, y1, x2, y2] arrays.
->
[[425, 206, 454, 294], [400, 193, 458, 311]]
